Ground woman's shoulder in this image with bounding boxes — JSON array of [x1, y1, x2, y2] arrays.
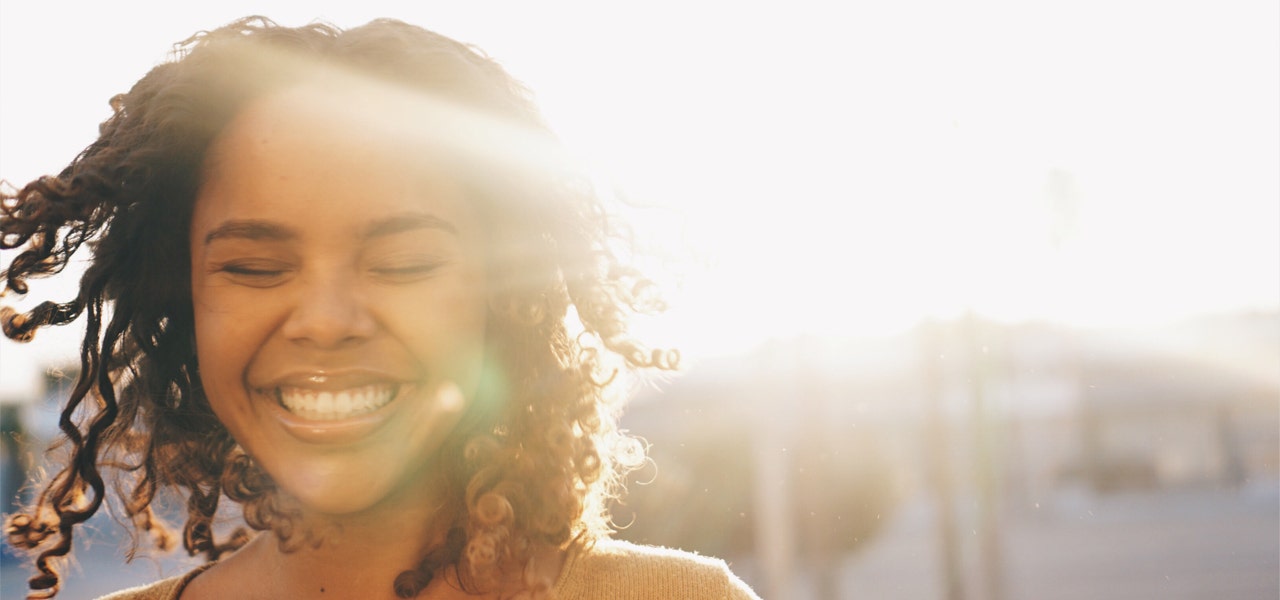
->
[[556, 538, 761, 600], [95, 564, 211, 600]]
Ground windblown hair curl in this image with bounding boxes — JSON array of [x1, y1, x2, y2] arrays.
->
[[1, 17, 674, 599]]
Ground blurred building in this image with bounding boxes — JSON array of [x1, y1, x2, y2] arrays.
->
[[619, 311, 1280, 598]]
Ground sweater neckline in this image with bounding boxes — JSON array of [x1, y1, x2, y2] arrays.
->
[[169, 539, 596, 599]]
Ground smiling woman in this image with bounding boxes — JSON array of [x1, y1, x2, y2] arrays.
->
[[189, 84, 491, 521], [0, 17, 756, 600]]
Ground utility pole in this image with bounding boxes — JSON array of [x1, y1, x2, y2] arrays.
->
[[966, 313, 1005, 600], [920, 321, 965, 600], [752, 341, 796, 599]]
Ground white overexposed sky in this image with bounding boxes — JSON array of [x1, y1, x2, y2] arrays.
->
[[1, 0, 1277, 371]]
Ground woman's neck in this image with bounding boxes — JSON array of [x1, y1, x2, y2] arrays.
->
[[187, 475, 460, 599], [265, 505, 450, 597], [182, 468, 569, 600]]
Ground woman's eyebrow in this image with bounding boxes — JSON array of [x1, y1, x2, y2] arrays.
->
[[203, 219, 297, 245], [361, 212, 458, 240]]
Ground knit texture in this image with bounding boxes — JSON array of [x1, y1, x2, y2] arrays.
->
[[95, 539, 760, 599]]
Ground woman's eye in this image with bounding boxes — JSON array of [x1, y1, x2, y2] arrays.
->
[[214, 261, 291, 286], [370, 260, 446, 282]]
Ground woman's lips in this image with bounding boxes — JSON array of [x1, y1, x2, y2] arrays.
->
[[275, 384, 398, 421], [253, 370, 414, 444]]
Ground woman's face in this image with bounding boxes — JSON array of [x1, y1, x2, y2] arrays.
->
[[190, 86, 488, 516]]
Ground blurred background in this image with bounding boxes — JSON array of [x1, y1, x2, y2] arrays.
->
[[1, 1, 1276, 598]]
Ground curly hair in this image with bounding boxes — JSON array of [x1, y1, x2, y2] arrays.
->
[[1, 17, 675, 599]]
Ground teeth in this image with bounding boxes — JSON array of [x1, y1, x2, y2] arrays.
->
[[277, 384, 397, 421]]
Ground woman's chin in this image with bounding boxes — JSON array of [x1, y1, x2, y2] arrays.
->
[[267, 453, 440, 521]]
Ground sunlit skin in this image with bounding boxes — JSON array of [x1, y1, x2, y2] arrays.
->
[[183, 85, 562, 599]]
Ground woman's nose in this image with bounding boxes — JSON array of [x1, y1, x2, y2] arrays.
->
[[280, 275, 377, 348]]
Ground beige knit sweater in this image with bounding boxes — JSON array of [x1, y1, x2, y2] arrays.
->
[[96, 539, 761, 599]]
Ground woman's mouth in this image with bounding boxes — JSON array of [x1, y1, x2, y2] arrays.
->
[[275, 384, 398, 421]]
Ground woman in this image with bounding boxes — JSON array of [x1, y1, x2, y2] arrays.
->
[[1, 17, 758, 600]]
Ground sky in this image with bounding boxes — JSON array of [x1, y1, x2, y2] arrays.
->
[[1, 0, 1277, 373]]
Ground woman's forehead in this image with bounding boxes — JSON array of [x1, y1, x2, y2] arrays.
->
[[193, 86, 474, 236], [216, 84, 431, 168]]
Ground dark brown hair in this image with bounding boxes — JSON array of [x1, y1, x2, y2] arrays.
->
[[1, 16, 673, 599]]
